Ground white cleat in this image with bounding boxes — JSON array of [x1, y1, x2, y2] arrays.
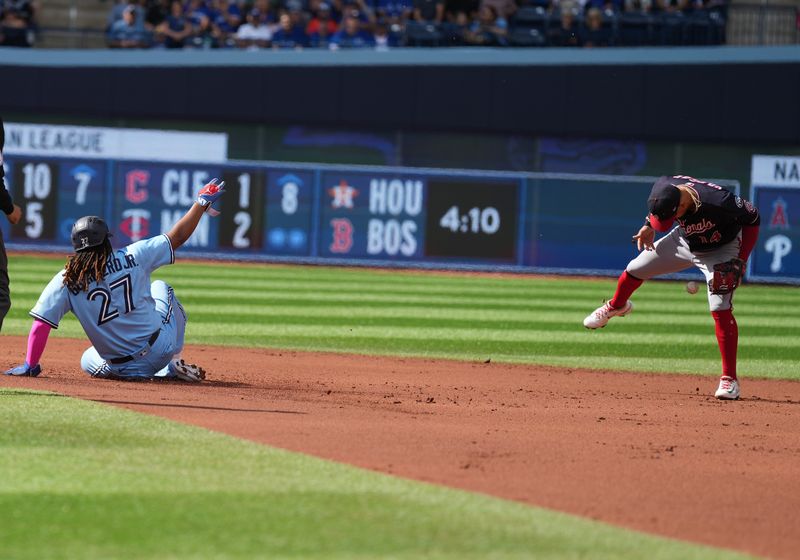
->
[[169, 359, 206, 382], [714, 376, 740, 400], [583, 301, 633, 329]]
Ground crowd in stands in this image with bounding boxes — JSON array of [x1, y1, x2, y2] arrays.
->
[[0, 0, 37, 47], [108, 0, 728, 49]]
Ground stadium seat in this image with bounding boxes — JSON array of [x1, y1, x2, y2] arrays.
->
[[509, 26, 546, 46], [618, 12, 653, 46], [405, 21, 443, 46], [513, 6, 549, 32], [655, 12, 686, 45]]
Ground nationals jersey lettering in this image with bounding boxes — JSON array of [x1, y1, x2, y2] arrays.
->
[[683, 218, 715, 236], [30, 234, 175, 359], [673, 176, 760, 252]]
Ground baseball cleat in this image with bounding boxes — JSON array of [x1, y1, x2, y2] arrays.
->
[[169, 359, 206, 382], [583, 301, 633, 329], [714, 376, 739, 400]]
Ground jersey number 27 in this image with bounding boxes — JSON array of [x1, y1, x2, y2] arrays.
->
[[87, 274, 135, 326]]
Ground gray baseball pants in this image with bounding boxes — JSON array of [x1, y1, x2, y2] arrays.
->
[[626, 227, 742, 312]]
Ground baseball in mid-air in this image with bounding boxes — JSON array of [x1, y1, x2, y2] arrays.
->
[[686, 281, 699, 294]]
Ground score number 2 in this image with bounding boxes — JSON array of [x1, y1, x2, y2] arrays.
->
[[439, 206, 501, 234]]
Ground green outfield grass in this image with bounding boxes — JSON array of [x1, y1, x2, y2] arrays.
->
[[0, 387, 753, 560], [4, 255, 799, 380]]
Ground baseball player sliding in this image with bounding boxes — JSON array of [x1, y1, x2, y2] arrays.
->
[[5, 178, 226, 382], [583, 175, 760, 400]]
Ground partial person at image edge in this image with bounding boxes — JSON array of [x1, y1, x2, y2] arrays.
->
[[0, 116, 23, 332]]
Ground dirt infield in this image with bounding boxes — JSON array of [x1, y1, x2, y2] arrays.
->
[[2, 336, 799, 559]]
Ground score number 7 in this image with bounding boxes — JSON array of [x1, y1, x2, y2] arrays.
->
[[73, 170, 95, 205]]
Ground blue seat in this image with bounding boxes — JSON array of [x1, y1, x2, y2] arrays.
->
[[509, 26, 546, 46], [513, 6, 549, 31], [618, 12, 653, 46], [404, 21, 443, 46]]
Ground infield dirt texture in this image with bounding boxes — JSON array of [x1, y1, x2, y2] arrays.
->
[[2, 257, 799, 559]]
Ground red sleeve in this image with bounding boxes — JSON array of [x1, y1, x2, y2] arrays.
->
[[738, 224, 759, 262]]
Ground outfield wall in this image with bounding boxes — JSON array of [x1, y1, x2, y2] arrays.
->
[[17, 154, 800, 283], [1, 47, 799, 144]]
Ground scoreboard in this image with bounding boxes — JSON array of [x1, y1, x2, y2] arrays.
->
[[3, 156, 524, 267], [1, 154, 762, 281]]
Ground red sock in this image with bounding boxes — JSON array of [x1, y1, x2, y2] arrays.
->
[[711, 310, 738, 379], [609, 271, 643, 309]]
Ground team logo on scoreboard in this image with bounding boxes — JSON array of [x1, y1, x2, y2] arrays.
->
[[330, 218, 353, 254], [125, 170, 151, 204], [769, 198, 789, 230], [328, 180, 358, 209], [120, 209, 151, 242]]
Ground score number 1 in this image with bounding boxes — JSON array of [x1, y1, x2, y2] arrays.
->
[[439, 206, 501, 235]]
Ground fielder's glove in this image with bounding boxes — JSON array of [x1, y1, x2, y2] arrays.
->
[[196, 178, 226, 217], [708, 258, 745, 295], [5, 362, 42, 377]]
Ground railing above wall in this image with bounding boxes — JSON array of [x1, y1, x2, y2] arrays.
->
[[727, 4, 800, 45]]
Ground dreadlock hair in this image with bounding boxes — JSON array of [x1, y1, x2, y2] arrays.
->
[[63, 238, 113, 292]]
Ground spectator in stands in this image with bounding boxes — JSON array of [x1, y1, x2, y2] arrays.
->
[[235, 8, 273, 49], [373, 20, 400, 49], [549, 0, 586, 16], [444, 0, 478, 22], [463, 4, 507, 45], [374, 0, 413, 28], [441, 9, 469, 44], [329, 11, 375, 48], [413, 0, 444, 23], [548, 8, 579, 45], [0, 0, 36, 46], [656, 0, 689, 12], [480, 0, 515, 24], [307, 2, 337, 45], [107, 1, 138, 30], [155, 0, 192, 48], [341, 0, 376, 25], [585, 0, 623, 13], [288, 1, 312, 31], [624, 0, 653, 13], [580, 6, 611, 45], [109, 4, 149, 47], [210, 0, 243, 47], [272, 11, 308, 48], [185, 0, 211, 23], [182, 0, 219, 48], [144, 0, 170, 29]]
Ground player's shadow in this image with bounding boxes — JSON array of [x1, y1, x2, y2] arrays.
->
[[92, 398, 307, 415]]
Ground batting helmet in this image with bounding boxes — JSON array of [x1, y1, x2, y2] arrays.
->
[[71, 216, 111, 252]]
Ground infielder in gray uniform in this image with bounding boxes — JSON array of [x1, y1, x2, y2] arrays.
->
[[583, 175, 760, 400], [5, 178, 226, 381]]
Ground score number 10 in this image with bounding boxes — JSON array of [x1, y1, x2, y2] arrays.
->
[[439, 205, 501, 235]]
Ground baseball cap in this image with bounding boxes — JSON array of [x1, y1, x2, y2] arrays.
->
[[647, 176, 681, 232]]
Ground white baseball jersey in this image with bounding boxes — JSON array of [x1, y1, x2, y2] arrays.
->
[[31, 235, 175, 359]]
